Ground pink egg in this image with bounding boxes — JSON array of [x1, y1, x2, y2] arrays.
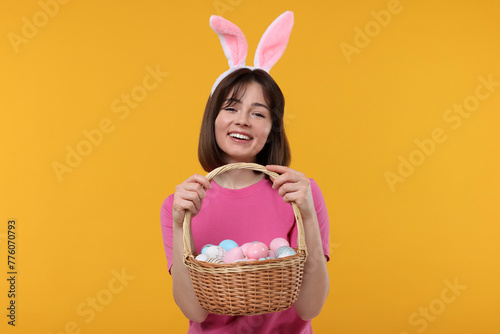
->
[[240, 242, 252, 254], [246, 242, 269, 259], [223, 247, 245, 263], [270, 238, 289, 252], [268, 249, 276, 259]]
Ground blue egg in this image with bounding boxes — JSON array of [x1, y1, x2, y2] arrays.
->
[[201, 244, 215, 254], [219, 239, 239, 252], [275, 246, 289, 257], [278, 248, 297, 258]]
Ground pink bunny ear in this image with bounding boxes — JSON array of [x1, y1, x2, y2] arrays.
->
[[254, 11, 294, 72], [210, 15, 248, 68]]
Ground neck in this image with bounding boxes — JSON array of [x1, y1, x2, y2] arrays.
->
[[213, 169, 264, 189]]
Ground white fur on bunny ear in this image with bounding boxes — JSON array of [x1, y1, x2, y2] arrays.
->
[[254, 11, 294, 72], [210, 15, 248, 68]]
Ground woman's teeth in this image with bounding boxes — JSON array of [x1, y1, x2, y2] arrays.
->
[[229, 133, 251, 140]]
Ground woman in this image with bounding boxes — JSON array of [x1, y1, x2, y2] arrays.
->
[[161, 68, 330, 333]]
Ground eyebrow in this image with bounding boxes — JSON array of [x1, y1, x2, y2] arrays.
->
[[223, 99, 270, 111]]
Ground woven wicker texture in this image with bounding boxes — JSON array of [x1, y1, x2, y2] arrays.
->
[[183, 162, 308, 316]]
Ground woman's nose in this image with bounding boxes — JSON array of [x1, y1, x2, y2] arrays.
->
[[235, 113, 250, 126]]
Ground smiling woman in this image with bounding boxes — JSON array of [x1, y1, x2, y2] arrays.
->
[[215, 81, 273, 164], [160, 11, 331, 333], [199, 68, 290, 171]]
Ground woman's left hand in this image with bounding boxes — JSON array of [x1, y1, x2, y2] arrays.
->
[[265, 165, 316, 219], [267, 165, 329, 320]]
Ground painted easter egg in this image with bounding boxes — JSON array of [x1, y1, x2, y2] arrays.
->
[[205, 245, 227, 259], [219, 239, 239, 252], [270, 238, 290, 252], [240, 242, 252, 254], [223, 247, 245, 263], [195, 254, 208, 261], [201, 244, 215, 255], [206, 257, 224, 264], [246, 242, 269, 259], [276, 246, 295, 258], [277, 247, 297, 258]]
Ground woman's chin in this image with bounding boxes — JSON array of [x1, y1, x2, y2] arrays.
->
[[224, 156, 257, 164]]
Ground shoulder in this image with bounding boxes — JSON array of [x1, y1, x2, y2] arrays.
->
[[309, 178, 327, 214], [309, 178, 324, 200], [161, 193, 175, 214], [309, 178, 322, 193]]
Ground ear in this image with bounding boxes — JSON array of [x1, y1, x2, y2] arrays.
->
[[254, 11, 294, 72], [210, 15, 248, 68]]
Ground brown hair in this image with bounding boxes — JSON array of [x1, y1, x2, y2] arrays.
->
[[198, 68, 291, 172]]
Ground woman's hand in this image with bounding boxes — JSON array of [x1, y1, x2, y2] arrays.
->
[[265, 165, 316, 219], [170, 174, 211, 323], [172, 174, 211, 228], [267, 164, 329, 320]]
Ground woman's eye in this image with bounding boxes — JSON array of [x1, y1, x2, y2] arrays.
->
[[224, 107, 237, 112], [253, 112, 266, 118]]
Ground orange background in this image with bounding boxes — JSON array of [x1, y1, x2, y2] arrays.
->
[[1, 0, 499, 333]]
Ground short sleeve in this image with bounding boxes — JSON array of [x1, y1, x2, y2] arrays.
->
[[160, 194, 175, 273]]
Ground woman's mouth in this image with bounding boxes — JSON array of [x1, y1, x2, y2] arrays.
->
[[228, 132, 253, 141]]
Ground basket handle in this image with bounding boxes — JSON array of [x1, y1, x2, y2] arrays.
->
[[182, 162, 307, 258]]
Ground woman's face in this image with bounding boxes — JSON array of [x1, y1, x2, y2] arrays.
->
[[215, 81, 273, 164]]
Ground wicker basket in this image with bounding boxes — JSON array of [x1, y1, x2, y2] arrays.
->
[[183, 162, 308, 316]]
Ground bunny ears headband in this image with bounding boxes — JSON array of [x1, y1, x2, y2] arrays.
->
[[209, 11, 294, 95]]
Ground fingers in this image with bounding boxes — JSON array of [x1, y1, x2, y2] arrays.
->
[[175, 189, 203, 213], [278, 181, 311, 207], [173, 197, 199, 217], [182, 182, 207, 203], [187, 174, 212, 190], [277, 181, 306, 198], [266, 165, 312, 209], [173, 174, 211, 218], [265, 164, 289, 174], [266, 165, 305, 189]]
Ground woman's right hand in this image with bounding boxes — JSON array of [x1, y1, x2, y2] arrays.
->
[[172, 174, 212, 228]]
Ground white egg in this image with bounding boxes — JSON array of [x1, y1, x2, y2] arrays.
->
[[205, 245, 226, 259], [195, 254, 208, 261], [201, 244, 215, 254], [207, 257, 223, 264]]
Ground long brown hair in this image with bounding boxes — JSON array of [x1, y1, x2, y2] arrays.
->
[[198, 68, 291, 172]]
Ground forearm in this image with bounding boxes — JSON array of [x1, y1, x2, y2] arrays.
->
[[171, 225, 208, 322], [293, 213, 330, 321]]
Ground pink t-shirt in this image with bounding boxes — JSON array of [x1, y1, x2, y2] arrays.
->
[[160, 177, 330, 334]]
